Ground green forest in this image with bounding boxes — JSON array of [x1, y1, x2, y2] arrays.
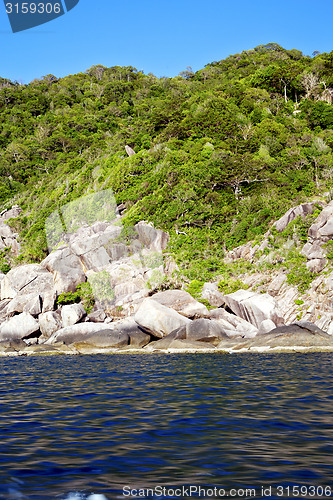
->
[[1, 43, 333, 281]]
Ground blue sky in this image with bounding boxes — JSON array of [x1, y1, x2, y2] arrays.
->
[[0, 0, 332, 83]]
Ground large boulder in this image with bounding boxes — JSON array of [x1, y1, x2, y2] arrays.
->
[[61, 303, 86, 327], [150, 290, 208, 318], [39, 311, 62, 339], [72, 330, 129, 349], [183, 318, 228, 345], [41, 247, 86, 294], [200, 283, 225, 308], [301, 241, 326, 260], [46, 317, 149, 346], [0, 264, 53, 299], [223, 289, 284, 330], [0, 205, 23, 221], [273, 202, 322, 233], [1, 264, 55, 313], [6, 293, 42, 316], [308, 201, 333, 242], [235, 322, 333, 351], [109, 317, 151, 348], [87, 309, 106, 323], [134, 221, 169, 252], [208, 308, 258, 337], [46, 323, 113, 344], [167, 339, 216, 350], [134, 298, 191, 338], [0, 312, 40, 341], [149, 318, 230, 349]]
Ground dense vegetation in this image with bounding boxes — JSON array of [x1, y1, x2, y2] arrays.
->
[[1, 43, 333, 281]]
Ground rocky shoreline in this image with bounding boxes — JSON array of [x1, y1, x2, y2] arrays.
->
[[2, 198, 333, 357]]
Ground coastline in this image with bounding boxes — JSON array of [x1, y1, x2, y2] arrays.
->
[[3, 344, 333, 357]]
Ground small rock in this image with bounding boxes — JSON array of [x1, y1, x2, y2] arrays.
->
[[88, 309, 106, 323]]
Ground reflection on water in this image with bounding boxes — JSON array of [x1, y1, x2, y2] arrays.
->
[[0, 353, 333, 499]]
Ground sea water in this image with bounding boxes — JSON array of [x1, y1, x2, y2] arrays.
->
[[0, 352, 332, 500]]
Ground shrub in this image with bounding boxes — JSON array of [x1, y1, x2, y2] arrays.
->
[[218, 278, 249, 295], [57, 281, 95, 314]]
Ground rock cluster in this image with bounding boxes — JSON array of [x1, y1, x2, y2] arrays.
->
[[1, 199, 333, 356], [225, 199, 333, 331]]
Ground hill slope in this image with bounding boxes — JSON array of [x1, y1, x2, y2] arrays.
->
[[1, 43, 333, 283]]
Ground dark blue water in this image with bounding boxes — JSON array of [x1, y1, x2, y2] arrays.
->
[[0, 353, 333, 500]]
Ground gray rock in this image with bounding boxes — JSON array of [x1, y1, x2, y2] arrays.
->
[[223, 289, 284, 329], [0, 312, 40, 341], [42, 291, 56, 312], [91, 221, 109, 233], [150, 289, 208, 318], [73, 330, 129, 349], [128, 330, 151, 348], [267, 273, 287, 296], [151, 318, 230, 349], [301, 241, 326, 260], [80, 247, 111, 271], [110, 317, 150, 348], [308, 201, 333, 241], [168, 339, 216, 350], [134, 298, 191, 338], [0, 225, 13, 238], [70, 233, 109, 256], [23, 295, 42, 316], [145, 328, 186, 350], [239, 322, 333, 350], [0, 338, 27, 350], [258, 319, 276, 334], [200, 283, 225, 308], [46, 323, 113, 344], [184, 318, 228, 345], [41, 247, 86, 294], [134, 221, 169, 252], [61, 303, 86, 327], [104, 243, 129, 262], [125, 145, 136, 157], [306, 258, 327, 274], [0, 205, 23, 221], [39, 311, 62, 338], [0, 299, 10, 321], [0, 264, 53, 301], [274, 202, 321, 232], [87, 309, 106, 323], [208, 308, 258, 336]]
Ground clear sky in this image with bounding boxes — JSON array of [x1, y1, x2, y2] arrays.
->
[[0, 0, 332, 83]]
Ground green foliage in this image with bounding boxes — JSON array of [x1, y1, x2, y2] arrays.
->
[[294, 299, 304, 305], [217, 278, 249, 295], [56, 281, 95, 314], [88, 271, 115, 303], [286, 251, 315, 293], [0, 262, 11, 274], [186, 279, 205, 299], [324, 240, 333, 260]]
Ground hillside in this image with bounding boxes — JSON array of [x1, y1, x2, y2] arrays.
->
[[1, 42, 333, 285]]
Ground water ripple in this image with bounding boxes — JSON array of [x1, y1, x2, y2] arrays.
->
[[0, 353, 332, 499]]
